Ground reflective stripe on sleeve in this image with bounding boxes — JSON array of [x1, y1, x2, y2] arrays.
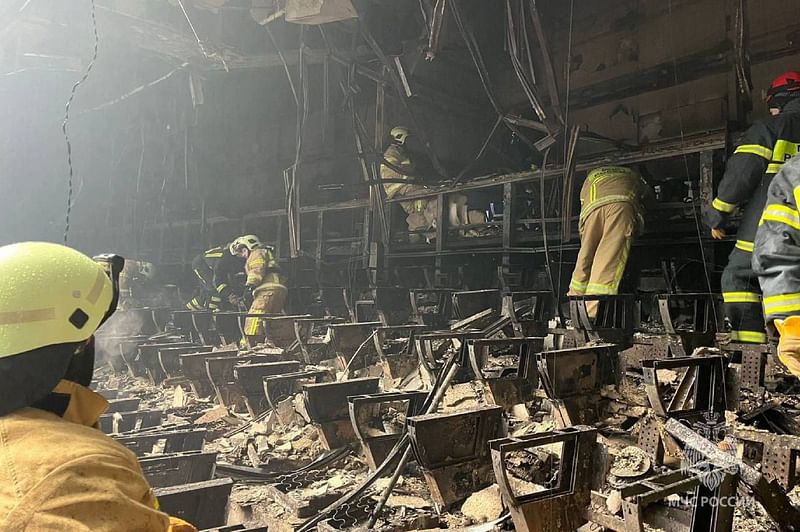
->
[[735, 240, 754, 252], [763, 293, 800, 316], [761, 204, 800, 230], [734, 144, 773, 160], [711, 197, 736, 213], [767, 163, 784, 174]]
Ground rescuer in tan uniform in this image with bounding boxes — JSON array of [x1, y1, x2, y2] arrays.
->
[[0, 242, 195, 531], [230, 235, 288, 345], [569, 166, 649, 318], [381, 126, 485, 243]]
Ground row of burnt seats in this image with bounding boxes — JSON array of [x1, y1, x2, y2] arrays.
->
[[92, 387, 263, 531], [94, 290, 779, 530], [565, 293, 784, 394], [285, 321, 788, 530], [98, 291, 775, 416], [91, 290, 561, 526]]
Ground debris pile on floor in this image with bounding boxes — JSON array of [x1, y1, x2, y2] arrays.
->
[[92, 295, 800, 531]]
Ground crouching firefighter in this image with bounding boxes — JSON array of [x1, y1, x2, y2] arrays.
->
[[568, 166, 650, 319], [186, 243, 243, 311], [752, 155, 800, 378], [230, 235, 288, 346], [0, 242, 195, 531], [704, 71, 800, 344], [381, 126, 485, 243]]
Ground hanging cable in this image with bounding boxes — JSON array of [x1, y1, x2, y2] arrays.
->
[[62, 0, 100, 245], [555, 0, 575, 306], [176, 0, 229, 71], [539, 147, 564, 323], [667, 0, 718, 323]]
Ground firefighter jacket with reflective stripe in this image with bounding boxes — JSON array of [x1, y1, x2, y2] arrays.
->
[[706, 98, 800, 248], [191, 246, 243, 300], [578, 166, 647, 228], [381, 144, 430, 215], [245, 248, 284, 292], [0, 380, 174, 531], [381, 144, 416, 198], [753, 155, 800, 322]]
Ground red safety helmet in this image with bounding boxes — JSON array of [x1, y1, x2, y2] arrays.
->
[[767, 71, 800, 104]]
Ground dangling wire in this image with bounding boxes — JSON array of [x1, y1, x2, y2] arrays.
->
[[667, 0, 718, 323], [555, 0, 575, 305], [62, 0, 100, 244]]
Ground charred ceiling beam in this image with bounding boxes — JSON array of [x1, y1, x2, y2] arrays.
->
[[568, 41, 732, 110], [568, 36, 800, 110]]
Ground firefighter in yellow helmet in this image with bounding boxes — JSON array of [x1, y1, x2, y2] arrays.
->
[[0, 242, 195, 531], [381, 126, 485, 243], [186, 243, 244, 312], [230, 235, 288, 346]]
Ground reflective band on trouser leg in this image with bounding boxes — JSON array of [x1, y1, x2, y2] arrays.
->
[[735, 240, 754, 252], [586, 282, 618, 295], [244, 312, 263, 336], [722, 292, 761, 304], [731, 330, 768, 343], [721, 248, 766, 343], [569, 278, 588, 294], [244, 290, 274, 336], [186, 297, 203, 310]]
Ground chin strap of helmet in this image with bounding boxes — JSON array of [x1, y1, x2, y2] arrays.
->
[[92, 254, 124, 325]]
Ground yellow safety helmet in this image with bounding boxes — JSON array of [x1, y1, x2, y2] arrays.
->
[[390, 126, 410, 145], [229, 234, 263, 254], [0, 242, 120, 416]]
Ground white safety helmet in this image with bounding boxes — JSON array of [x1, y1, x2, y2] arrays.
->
[[390, 126, 410, 145], [229, 234, 263, 254]]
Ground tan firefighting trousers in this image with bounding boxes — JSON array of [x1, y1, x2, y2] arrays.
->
[[394, 187, 485, 243], [244, 283, 288, 342], [774, 316, 800, 378], [569, 202, 636, 318]]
